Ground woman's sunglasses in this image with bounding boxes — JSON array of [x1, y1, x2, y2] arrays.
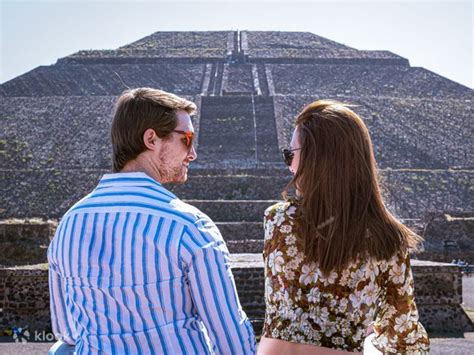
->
[[281, 147, 301, 166], [172, 130, 194, 150]]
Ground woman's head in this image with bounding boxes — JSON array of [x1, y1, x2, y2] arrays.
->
[[284, 100, 421, 273]]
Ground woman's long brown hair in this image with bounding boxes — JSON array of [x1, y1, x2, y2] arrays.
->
[[284, 100, 422, 274]]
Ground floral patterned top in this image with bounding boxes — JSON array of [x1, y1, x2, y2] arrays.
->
[[262, 201, 430, 354]]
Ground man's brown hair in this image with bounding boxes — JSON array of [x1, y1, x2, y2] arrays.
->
[[111, 88, 196, 172], [284, 100, 422, 274]]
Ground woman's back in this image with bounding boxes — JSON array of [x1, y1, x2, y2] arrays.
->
[[262, 201, 430, 353]]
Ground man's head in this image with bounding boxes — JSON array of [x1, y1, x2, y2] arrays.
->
[[111, 87, 197, 184]]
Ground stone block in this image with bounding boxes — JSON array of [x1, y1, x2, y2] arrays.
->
[[0, 220, 56, 266]]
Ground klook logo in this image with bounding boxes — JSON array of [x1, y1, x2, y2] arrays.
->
[[12, 326, 30, 343]]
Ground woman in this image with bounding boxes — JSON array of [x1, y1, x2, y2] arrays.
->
[[259, 100, 430, 354]]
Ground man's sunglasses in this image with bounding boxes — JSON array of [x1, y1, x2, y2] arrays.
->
[[281, 147, 301, 166], [172, 130, 194, 150]]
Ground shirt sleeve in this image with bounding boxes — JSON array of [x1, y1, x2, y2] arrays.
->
[[372, 250, 430, 353], [179, 216, 256, 354], [48, 255, 77, 345], [47, 218, 77, 346]]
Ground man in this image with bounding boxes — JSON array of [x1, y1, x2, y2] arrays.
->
[[48, 88, 256, 354]]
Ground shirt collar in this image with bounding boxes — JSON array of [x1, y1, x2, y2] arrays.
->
[[97, 172, 177, 198]]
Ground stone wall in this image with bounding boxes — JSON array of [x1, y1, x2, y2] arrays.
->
[[417, 212, 474, 263], [0, 264, 50, 333]]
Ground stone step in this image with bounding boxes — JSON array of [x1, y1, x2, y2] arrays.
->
[[168, 175, 289, 199], [184, 200, 278, 222], [216, 222, 264, 253], [198, 96, 256, 162], [216, 222, 263, 241]]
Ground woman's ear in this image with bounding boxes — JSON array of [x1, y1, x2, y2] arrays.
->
[[143, 128, 159, 151]]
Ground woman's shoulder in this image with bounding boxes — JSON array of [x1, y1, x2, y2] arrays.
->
[[264, 199, 298, 221]]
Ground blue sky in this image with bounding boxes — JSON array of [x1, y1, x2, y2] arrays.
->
[[1, 0, 472, 88]]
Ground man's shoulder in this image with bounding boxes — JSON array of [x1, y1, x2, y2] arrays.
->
[[170, 199, 224, 244], [170, 199, 213, 226]]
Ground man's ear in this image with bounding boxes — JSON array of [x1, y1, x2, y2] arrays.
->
[[143, 128, 160, 151]]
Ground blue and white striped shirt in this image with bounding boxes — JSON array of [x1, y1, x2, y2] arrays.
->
[[48, 172, 256, 354]]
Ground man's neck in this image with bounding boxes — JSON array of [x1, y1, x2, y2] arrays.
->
[[121, 157, 163, 184]]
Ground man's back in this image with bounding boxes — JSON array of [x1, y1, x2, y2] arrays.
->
[[48, 172, 256, 354]]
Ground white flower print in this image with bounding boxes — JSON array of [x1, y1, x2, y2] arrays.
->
[[286, 245, 298, 257], [280, 224, 292, 234], [265, 278, 273, 299], [285, 234, 297, 245], [295, 288, 303, 301], [307, 288, 320, 303], [373, 334, 389, 348], [364, 261, 380, 282], [282, 289, 292, 305], [268, 250, 285, 275], [284, 266, 295, 280], [389, 262, 406, 284], [365, 308, 376, 324], [349, 269, 365, 288], [398, 278, 413, 296], [264, 206, 272, 217], [312, 307, 330, 324], [349, 290, 363, 308], [387, 305, 398, 317], [318, 269, 338, 286], [313, 331, 322, 342], [338, 298, 349, 313], [293, 334, 305, 342], [360, 282, 379, 306], [299, 262, 319, 285], [340, 319, 352, 336], [333, 337, 345, 346], [379, 260, 389, 273], [273, 211, 286, 227], [352, 327, 365, 342], [394, 313, 413, 333], [293, 252, 304, 265], [340, 269, 351, 286], [323, 322, 337, 337], [264, 221, 275, 241], [271, 328, 280, 338], [287, 259, 299, 270], [405, 330, 418, 344]]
